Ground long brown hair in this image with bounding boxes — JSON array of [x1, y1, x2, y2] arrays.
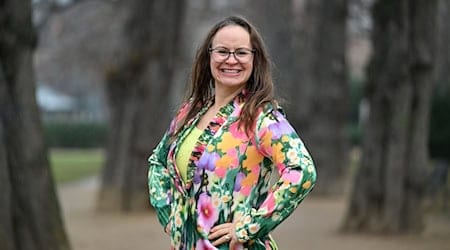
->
[[177, 15, 276, 136]]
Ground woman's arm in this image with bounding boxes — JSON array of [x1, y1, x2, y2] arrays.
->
[[148, 131, 172, 228], [234, 108, 317, 242], [148, 102, 190, 228]]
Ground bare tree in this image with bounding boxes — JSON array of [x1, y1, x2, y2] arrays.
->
[[0, 0, 71, 249], [290, 0, 350, 195], [343, 0, 439, 233], [98, 0, 186, 211]]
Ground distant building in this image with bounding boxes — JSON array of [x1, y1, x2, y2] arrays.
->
[[36, 84, 76, 113], [36, 84, 105, 122]]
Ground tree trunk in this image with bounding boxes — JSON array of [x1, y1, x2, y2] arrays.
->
[[290, 0, 349, 195], [436, 0, 449, 90], [98, 0, 186, 211], [343, 0, 438, 233], [0, 0, 71, 249]]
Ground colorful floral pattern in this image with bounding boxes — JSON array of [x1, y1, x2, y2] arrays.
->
[[148, 91, 317, 249]]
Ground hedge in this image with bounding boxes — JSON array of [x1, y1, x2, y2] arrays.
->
[[44, 121, 108, 148]]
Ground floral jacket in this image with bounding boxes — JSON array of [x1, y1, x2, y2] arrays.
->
[[148, 91, 316, 250]]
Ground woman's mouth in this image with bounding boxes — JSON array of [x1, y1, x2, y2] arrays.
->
[[220, 69, 241, 73]]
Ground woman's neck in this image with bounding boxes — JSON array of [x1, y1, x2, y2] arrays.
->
[[213, 85, 245, 109]]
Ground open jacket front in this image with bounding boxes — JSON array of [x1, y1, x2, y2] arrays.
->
[[148, 91, 317, 250]]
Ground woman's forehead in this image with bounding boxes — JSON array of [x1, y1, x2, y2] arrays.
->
[[211, 25, 251, 48]]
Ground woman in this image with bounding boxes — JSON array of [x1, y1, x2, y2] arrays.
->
[[148, 16, 316, 250]]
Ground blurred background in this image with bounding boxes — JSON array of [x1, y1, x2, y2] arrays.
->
[[1, 0, 449, 249]]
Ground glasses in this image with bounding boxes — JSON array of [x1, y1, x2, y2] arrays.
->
[[209, 47, 255, 63]]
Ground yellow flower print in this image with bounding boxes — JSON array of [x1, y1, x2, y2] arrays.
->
[[289, 138, 301, 148], [212, 194, 221, 207], [243, 146, 264, 170], [217, 132, 242, 151], [215, 154, 234, 177], [240, 166, 260, 196], [281, 135, 289, 142], [287, 149, 300, 165], [237, 228, 248, 239], [272, 142, 285, 163], [302, 181, 312, 189], [260, 129, 273, 153], [248, 224, 260, 234], [221, 195, 231, 203], [175, 214, 183, 227], [244, 215, 252, 224]]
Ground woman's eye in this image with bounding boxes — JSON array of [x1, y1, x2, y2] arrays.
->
[[217, 49, 229, 55], [236, 50, 249, 56]]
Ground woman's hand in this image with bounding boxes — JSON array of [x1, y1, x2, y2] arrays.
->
[[208, 222, 243, 250]]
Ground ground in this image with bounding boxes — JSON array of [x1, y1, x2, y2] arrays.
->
[[58, 177, 450, 250]]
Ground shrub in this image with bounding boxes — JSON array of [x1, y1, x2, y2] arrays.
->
[[44, 121, 108, 148]]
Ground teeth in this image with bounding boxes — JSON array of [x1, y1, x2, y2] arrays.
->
[[222, 69, 240, 73]]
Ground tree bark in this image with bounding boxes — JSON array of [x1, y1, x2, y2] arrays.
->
[[343, 0, 438, 233], [0, 0, 71, 249], [98, 0, 186, 211], [290, 0, 350, 195]]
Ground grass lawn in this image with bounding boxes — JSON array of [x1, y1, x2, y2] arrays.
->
[[49, 148, 105, 184]]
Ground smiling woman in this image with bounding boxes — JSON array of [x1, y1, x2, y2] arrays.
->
[[147, 15, 317, 250]]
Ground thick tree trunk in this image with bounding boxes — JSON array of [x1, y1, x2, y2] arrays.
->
[[0, 0, 71, 249], [343, 0, 438, 233], [291, 0, 349, 195], [98, 0, 186, 211]]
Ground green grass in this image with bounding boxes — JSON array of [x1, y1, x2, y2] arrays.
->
[[49, 148, 105, 184]]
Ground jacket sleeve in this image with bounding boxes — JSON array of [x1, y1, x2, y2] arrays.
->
[[148, 131, 172, 228], [148, 102, 190, 228], [234, 108, 317, 242]]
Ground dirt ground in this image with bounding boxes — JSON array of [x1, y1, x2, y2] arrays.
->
[[57, 176, 450, 250]]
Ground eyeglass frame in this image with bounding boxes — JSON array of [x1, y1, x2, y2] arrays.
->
[[208, 47, 256, 63]]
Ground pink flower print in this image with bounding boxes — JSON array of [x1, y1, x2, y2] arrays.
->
[[229, 121, 247, 140], [196, 239, 218, 250], [197, 192, 219, 232], [281, 169, 303, 184], [260, 192, 276, 214]]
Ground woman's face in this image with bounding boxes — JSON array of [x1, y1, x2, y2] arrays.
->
[[210, 25, 254, 92]]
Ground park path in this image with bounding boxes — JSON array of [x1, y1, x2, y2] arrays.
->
[[57, 176, 450, 250]]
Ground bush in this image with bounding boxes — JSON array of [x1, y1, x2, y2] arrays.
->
[[44, 121, 108, 148]]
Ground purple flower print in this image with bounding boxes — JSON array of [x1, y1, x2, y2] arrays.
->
[[234, 172, 245, 192], [197, 151, 219, 172], [268, 117, 293, 140], [193, 167, 202, 184], [197, 192, 218, 232]]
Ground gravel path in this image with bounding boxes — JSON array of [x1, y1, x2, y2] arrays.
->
[[57, 176, 450, 250]]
